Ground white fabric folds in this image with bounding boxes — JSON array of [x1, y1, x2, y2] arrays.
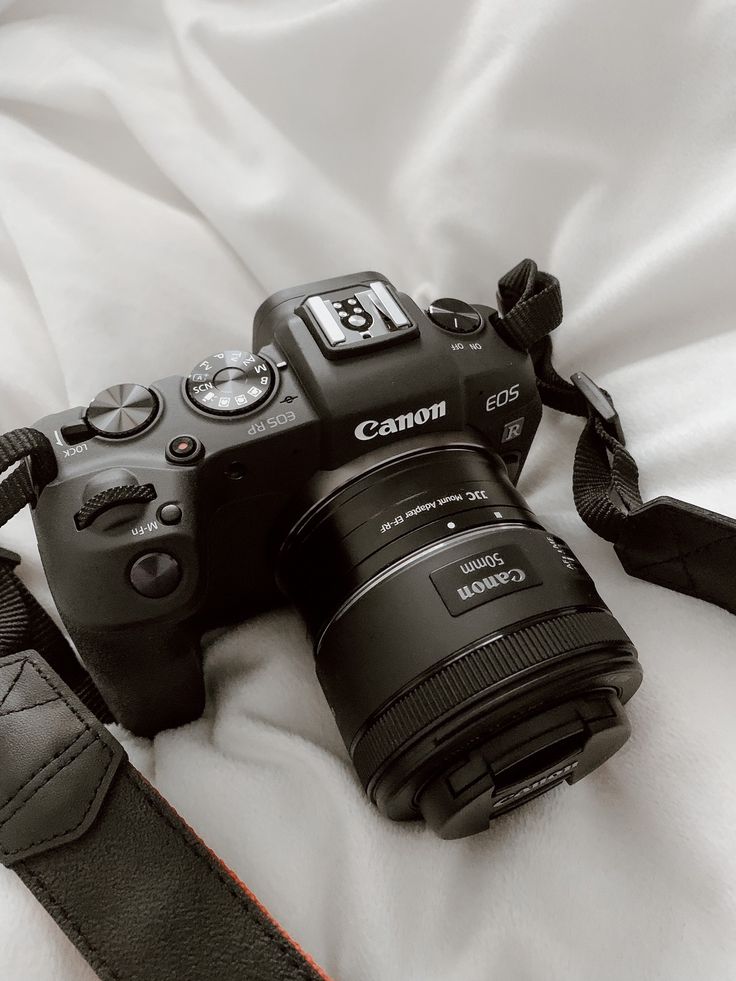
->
[[1, 2, 735, 978]]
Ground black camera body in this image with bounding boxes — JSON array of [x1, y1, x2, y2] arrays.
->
[[30, 274, 541, 729], [30, 271, 641, 838]]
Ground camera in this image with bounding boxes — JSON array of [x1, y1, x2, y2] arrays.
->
[[30, 271, 642, 839]]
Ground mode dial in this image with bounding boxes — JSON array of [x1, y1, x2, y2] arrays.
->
[[186, 351, 275, 416], [86, 384, 158, 438]]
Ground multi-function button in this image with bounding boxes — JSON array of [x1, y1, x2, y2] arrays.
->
[[186, 351, 275, 416], [158, 503, 183, 525]]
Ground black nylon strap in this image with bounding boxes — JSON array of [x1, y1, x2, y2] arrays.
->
[[497, 259, 736, 615], [571, 402, 736, 613], [0, 428, 58, 524], [495, 258, 564, 352], [0, 551, 113, 722], [0, 429, 113, 718]]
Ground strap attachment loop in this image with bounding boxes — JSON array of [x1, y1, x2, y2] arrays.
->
[[493, 259, 735, 615], [571, 371, 626, 445]]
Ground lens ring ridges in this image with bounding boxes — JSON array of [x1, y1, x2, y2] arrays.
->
[[351, 609, 634, 785]]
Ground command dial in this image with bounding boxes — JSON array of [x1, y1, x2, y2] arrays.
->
[[186, 350, 275, 416]]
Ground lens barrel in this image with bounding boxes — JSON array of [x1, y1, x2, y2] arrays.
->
[[278, 439, 642, 839]]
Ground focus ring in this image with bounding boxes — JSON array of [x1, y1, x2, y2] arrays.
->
[[351, 609, 633, 785]]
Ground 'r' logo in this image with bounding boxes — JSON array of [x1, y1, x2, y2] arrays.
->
[[502, 418, 524, 443]]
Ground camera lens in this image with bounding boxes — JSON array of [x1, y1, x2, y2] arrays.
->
[[278, 436, 642, 839]]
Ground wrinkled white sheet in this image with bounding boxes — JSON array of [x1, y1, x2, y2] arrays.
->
[[1, 2, 736, 979]]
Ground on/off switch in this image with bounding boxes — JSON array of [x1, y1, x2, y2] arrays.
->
[[427, 298, 482, 334]]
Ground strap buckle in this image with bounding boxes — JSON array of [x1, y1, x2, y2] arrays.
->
[[0, 546, 21, 568], [571, 371, 626, 445]]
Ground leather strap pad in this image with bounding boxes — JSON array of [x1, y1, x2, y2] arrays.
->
[[0, 650, 124, 866], [615, 497, 736, 614]]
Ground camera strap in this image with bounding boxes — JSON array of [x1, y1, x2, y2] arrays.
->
[[496, 258, 736, 616], [0, 648, 330, 981], [0, 259, 733, 981]]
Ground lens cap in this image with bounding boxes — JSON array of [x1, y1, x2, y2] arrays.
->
[[417, 692, 630, 839]]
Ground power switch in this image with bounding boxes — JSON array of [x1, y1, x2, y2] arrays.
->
[[427, 298, 482, 334]]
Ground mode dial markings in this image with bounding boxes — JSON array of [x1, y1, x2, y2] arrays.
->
[[186, 350, 275, 416]]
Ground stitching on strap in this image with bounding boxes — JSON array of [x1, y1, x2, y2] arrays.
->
[[627, 528, 736, 574], [0, 654, 120, 860], [18, 865, 121, 981], [1, 741, 113, 857], [127, 771, 327, 981], [0, 730, 90, 820], [0, 695, 60, 719], [0, 660, 26, 711], [668, 506, 697, 596]]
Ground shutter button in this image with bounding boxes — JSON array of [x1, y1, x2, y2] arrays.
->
[[129, 552, 181, 598]]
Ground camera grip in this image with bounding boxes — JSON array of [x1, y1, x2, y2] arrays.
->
[[73, 620, 205, 737]]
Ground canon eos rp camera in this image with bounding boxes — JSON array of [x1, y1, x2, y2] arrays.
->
[[30, 272, 642, 839]]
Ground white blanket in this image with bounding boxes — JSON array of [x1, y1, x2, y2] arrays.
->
[[1, 2, 736, 979]]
